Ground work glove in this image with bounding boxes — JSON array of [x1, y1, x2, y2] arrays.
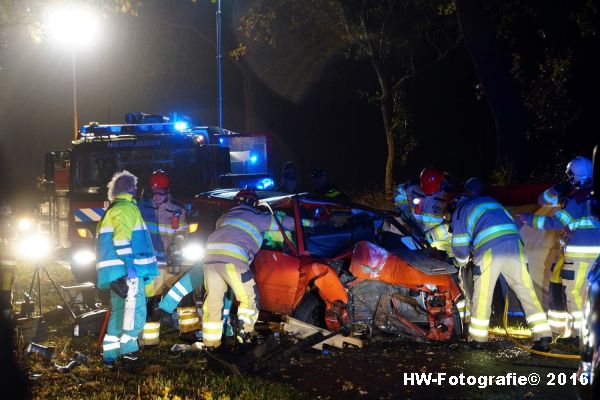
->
[[109, 277, 129, 299], [554, 180, 574, 196]]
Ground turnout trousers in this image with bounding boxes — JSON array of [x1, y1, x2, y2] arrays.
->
[[157, 263, 234, 334], [560, 252, 599, 337], [102, 279, 147, 362], [546, 253, 569, 336], [202, 261, 258, 347], [469, 240, 551, 343]]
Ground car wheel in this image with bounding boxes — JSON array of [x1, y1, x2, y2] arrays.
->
[[292, 293, 325, 327]]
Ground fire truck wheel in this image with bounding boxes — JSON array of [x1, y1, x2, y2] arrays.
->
[[292, 293, 325, 327]]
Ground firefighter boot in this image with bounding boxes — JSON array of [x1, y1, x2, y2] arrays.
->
[[531, 336, 551, 352]]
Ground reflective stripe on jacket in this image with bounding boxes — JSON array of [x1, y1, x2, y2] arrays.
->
[[202, 204, 295, 265], [526, 186, 600, 258], [138, 196, 187, 263], [394, 180, 451, 247], [96, 193, 159, 288], [450, 195, 520, 264]]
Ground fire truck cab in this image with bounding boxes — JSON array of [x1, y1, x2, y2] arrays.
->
[[41, 112, 273, 284]]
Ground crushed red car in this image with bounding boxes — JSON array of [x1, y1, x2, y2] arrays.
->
[[188, 189, 464, 342]]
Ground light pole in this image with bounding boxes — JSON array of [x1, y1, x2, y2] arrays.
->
[[46, 4, 100, 141], [216, 0, 223, 129]]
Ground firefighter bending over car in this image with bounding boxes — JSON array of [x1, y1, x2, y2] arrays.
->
[[395, 167, 453, 254], [96, 171, 158, 365], [200, 189, 296, 349], [450, 182, 552, 350], [518, 156, 600, 340]]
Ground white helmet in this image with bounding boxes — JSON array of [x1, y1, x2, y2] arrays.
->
[[566, 156, 592, 187]]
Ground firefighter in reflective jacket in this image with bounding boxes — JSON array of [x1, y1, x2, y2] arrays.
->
[[451, 193, 551, 350], [138, 170, 190, 341], [518, 156, 600, 338], [202, 189, 295, 348], [139, 170, 188, 274], [96, 171, 158, 364], [395, 167, 453, 253]]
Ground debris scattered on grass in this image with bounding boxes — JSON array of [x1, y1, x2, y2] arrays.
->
[[26, 342, 54, 359]]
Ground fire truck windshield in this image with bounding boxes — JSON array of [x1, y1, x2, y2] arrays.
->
[[71, 147, 207, 197]]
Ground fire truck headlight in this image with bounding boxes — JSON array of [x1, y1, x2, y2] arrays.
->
[[72, 249, 96, 265], [182, 243, 205, 262], [17, 234, 52, 261], [18, 218, 33, 231]]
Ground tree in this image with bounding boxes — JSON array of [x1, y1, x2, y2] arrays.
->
[[455, 0, 599, 182], [235, 0, 460, 197]]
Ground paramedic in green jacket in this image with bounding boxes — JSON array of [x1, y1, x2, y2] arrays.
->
[[96, 171, 159, 365]]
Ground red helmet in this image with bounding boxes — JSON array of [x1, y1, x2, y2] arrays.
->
[[419, 167, 445, 195], [149, 170, 170, 190], [234, 188, 259, 207]]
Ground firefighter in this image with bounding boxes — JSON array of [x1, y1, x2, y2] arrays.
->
[[311, 168, 349, 201], [394, 167, 453, 253], [97, 171, 159, 365], [518, 156, 600, 339], [201, 188, 295, 349], [450, 191, 552, 350], [274, 161, 299, 193], [138, 170, 192, 342], [0, 204, 15, 320]]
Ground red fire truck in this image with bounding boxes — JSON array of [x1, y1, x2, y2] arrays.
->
[[40, 112, 273, 284]]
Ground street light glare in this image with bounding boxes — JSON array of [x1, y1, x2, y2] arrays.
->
[[46, 4, 100, 48]]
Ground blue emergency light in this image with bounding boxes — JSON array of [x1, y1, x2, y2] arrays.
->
[[175, 121, 188, 131], [256, 178, 275, 190]]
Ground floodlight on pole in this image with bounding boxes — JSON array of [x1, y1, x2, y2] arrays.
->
[[46, 4, 100, 141]]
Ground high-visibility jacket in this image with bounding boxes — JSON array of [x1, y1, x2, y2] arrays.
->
[[96, 193, 159, 288], [450, 195, 520, 265], [525, 185, 600, 259], [203, 204, 295, 265], [394, 180, 451, 250], [314, 184, 349, 201], [138, 196, 187, 264]]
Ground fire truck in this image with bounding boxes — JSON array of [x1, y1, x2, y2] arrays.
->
[[40, 112, 273, 284]]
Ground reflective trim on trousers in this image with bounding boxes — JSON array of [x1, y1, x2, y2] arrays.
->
[[526, 312, 547, 324], [469, 326, 489, 340], [202, 320, 224, 343]]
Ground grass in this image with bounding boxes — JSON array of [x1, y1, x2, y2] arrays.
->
[[12, 264, 305, 400]]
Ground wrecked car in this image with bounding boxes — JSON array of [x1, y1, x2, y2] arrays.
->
[[188, 189, 464, 342]]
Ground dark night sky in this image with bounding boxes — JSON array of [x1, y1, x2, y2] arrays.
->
[[1, 1, 597, 207]]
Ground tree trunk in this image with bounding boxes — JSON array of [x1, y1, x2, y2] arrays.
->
[[454, 0, 528, 181], [374, 64, 396, 198]]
